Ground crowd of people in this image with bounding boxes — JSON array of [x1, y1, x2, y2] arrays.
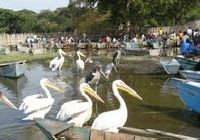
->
[[23, 27, 200, 57]]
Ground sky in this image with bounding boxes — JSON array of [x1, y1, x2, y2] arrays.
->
[[0, 0, 69, 13]]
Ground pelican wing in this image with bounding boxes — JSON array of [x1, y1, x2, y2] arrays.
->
[[21, 94, 43, 102], [105, 64, 112, 75], [19, 94, 43, 110], [92, 110, 123, 132], [50, 56, 65, 71], [56, 100, 90, 121], [76, 60, 85, 70], [19, 95, 54, 114]]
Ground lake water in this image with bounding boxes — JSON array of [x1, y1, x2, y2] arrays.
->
[[0, 54, 200, 139]]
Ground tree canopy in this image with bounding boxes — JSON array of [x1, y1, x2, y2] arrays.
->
[[0, 0, 199, 34]]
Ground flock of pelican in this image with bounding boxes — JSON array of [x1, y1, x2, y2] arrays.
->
[[0, 48, 142, 133]]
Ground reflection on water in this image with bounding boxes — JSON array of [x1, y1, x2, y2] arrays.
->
[[160, 78, 179, 96], [0, 54, 200, 139], [0, 75, 27, 95]]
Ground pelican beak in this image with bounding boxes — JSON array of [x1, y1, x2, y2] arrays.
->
[[112, 64, 117, 72], [60, 49, 67, 55], [0, 93, 17, 109], [83, 86, 104, 103], [79, 52, 86, 58], [45, 81, 64, 93], [117, 82, 142, 100], [99, 70, 109, 80], [85, 57, 93, 63]]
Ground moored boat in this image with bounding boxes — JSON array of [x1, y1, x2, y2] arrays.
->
[[149, 48, 161, 56], [123, 42, 149, 55], [0, 75, 27, 94], [77, 43, 87, 49], [175, 55, 200, 70], [33, 118, 196, 140], [179, 70, 200, 82], [159, 58, 180, 74], [97, 43, 107, 49], [0, 60, 26, 78], [172, 78, 200, 114]]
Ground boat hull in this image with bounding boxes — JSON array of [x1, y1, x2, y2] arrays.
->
[[0, 61, 26, 78], [179, 70, 200, 82], [173, 78, 200, 113], [175, 56, 200, 70], [159, 58, 180, 74], [149, 49, 161, 56], [124, 42, 149, 55]]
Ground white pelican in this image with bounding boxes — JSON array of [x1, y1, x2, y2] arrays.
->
[[19, 78, 62, 120], [56, 83, 104, 127], [49, 49, 66, 74], [0, 92, 17, 109], [76, 50, 86, 70], [91, 80, 142, 133]]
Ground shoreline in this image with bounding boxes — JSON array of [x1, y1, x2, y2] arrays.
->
[[0, 52, 165, 74]]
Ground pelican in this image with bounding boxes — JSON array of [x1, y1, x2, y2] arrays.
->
[[112, 48, 126, 66], [19, 78, 62, 120], [76, 50, 86, 70], [86, 61, 107, 87], [49, 49, 66, 74], [56, 83, 104, 127], [0, 92, 17, 109], [91, 80, 142, 133], [104, 62, 117, 78]]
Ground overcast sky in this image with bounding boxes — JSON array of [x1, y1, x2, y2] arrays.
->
[[0, 0, 69, 13]]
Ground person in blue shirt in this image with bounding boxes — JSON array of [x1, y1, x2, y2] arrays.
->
[[181, 38, 200, 57], [181, 38, 194, 57]]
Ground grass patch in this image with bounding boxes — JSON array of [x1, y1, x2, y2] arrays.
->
[[0, 52, 55, 64]]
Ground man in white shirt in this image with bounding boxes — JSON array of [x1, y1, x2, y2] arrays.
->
[[187, 27, 192, 36]]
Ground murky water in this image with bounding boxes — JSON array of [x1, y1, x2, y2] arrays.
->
[[0, 53, 200, 139]]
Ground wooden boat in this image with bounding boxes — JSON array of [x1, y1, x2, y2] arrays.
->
[[97, 43, 107, 49], [33, 118, 197, 140], [179, 70, 200, 82], [123, 42, 149, 55], [0, 60, 26, 78], [16, 45, 30, 53], [0, 47, 11, 55], [77, 43, 87, 49], [125, 42, 140, 50], [159, 58, 180, 74], [152, 41, 160, 49], [30, 44, 46, 54], [175, 55, 200, 70], [0, 75, 27, 94], [149, 48, 161, 56], [172, 78, 200, 114]]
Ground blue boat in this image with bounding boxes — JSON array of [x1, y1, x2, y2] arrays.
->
[[0, 61, 26, 78], [175, 55, 200, 70], [172, 78, 200, 113], [179, 70, 200, 82]]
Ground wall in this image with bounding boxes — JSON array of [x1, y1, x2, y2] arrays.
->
[[0, 33, 34, 46]]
